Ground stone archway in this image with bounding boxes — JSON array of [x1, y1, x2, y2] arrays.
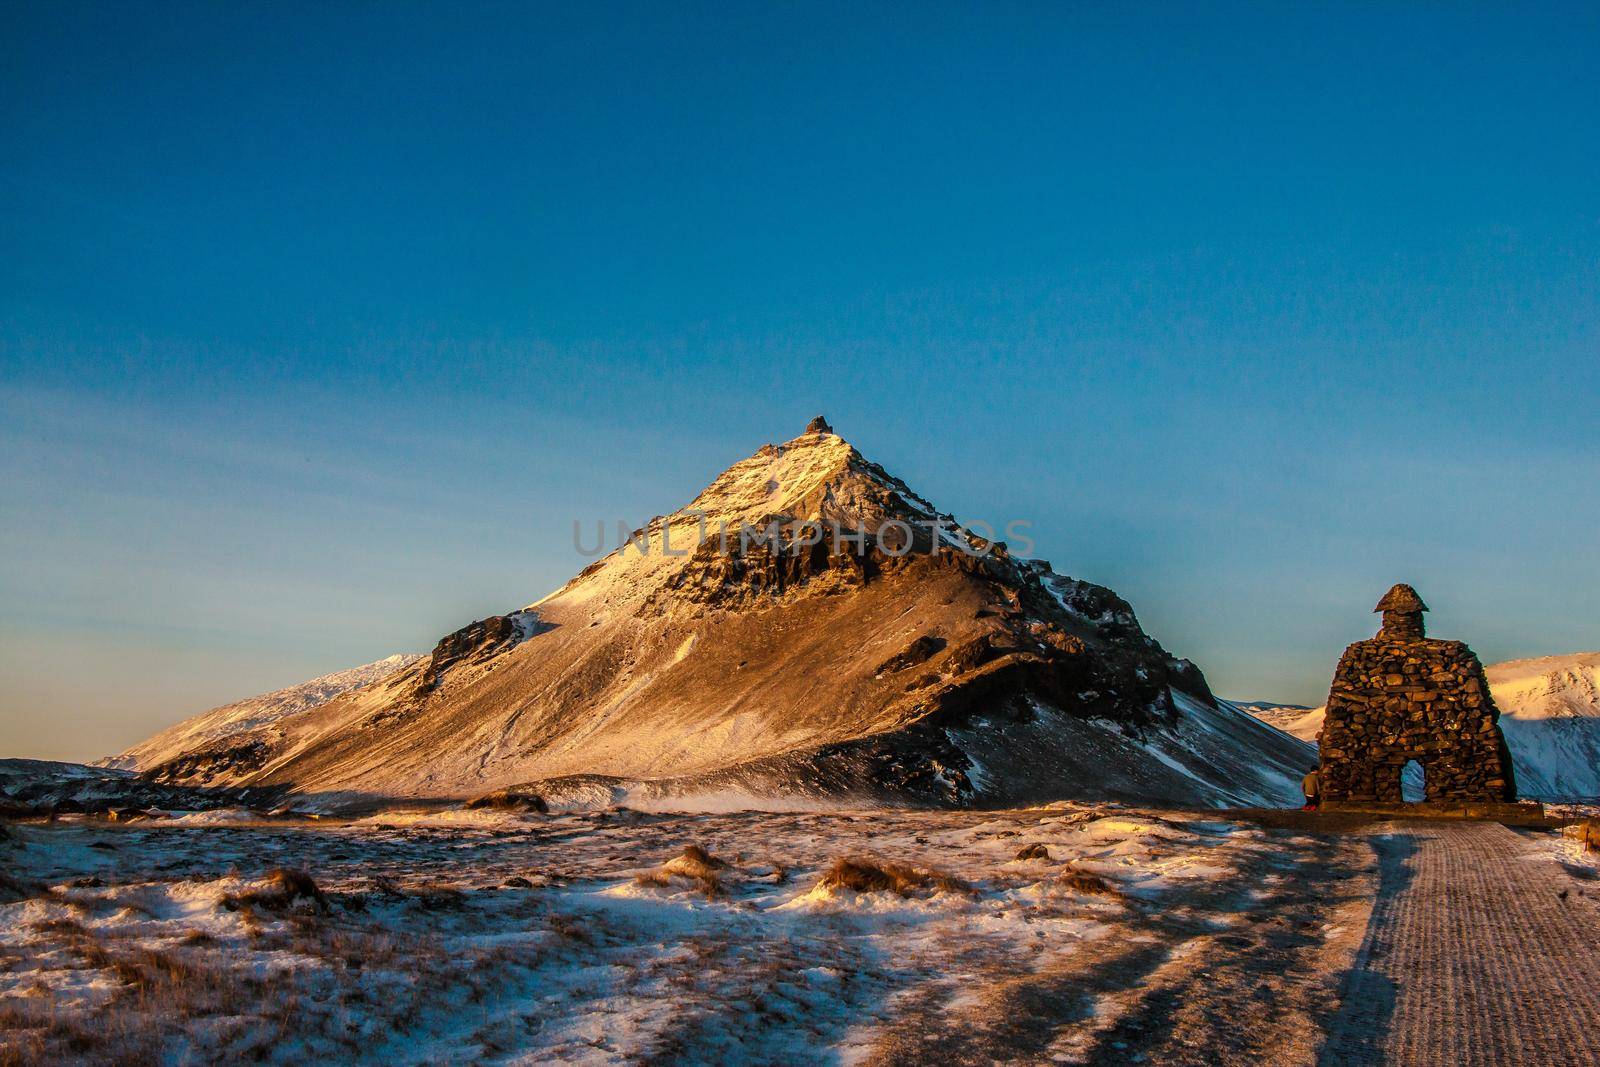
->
[[1401, 759, 1425, 803], [1318, 584, 1517, 805]]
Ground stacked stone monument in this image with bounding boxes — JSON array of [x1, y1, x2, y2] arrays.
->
[[1318, 584, 1517, 805]]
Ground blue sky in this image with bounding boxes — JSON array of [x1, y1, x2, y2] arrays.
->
[[3, 2, 1597, 760]]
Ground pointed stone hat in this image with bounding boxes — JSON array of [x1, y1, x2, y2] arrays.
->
[[1373, 583, 1428, 613]]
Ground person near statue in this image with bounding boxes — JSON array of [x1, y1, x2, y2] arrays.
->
[[1302, 767, 1321, 811]]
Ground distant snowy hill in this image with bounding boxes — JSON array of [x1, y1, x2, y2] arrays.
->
[[104, 654, 422, 777], [1239, 651, 1600, 800], [1227, 701, 1316, 735], [1486, 653, 1600, 799]]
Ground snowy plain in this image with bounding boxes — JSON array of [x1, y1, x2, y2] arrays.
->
[[1, 802, 1378, 1065]]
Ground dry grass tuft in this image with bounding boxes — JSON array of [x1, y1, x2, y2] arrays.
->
[[11, 927, 312, 1063], [633, 844, 729, 899], [0, 1038, 43, 1067], [681, 843, 727, 868], [1015, 843, 1051, 861], [819, 857, 896, 893], [662, 844, 727, 879], [464, 789, 549, 813], [1057, 864, 1123, 899], [222, 868, 329, 914], [817, 857, 973, 897], [407, 884, 467, 911], [546, 912, 597, 944], [108, 948, 197, 989]]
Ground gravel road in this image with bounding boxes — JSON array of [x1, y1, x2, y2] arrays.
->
[[1322, 821, 1600, 1066]]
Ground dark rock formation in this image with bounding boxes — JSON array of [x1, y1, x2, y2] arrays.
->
[[1318, 584, 1517, 803], [147, 739, 272, 785], [464, 788, 550, 813], [0, 758, 272, 816], [415, 612, 542, 694], [875, 636, 947, 675], [657, 523, 1200, 743]]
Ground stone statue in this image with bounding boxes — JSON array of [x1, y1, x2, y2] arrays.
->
[[1318, 584, 1517, 804]]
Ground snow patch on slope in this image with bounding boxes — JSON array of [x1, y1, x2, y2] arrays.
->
[[104, 653, 422, 772]]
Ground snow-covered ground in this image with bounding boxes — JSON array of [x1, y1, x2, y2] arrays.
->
[[0, 805, 1373, 1064], [1524, 805, 1598, 892]]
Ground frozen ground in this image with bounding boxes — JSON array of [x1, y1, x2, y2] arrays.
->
[[1, 804, 1380, 1065]]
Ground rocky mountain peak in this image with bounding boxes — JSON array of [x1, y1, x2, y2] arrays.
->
[[109, 420, 1314, 810]]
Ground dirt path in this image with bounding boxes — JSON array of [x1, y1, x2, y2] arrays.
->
[[1322, 821, 1600, 1066]]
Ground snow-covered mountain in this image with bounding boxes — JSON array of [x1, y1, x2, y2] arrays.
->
[[118, 419, 1312, 809], [1239, 651, 1600, 800], [1486, 653, 1600, 799], [104, 654, 422, 778]]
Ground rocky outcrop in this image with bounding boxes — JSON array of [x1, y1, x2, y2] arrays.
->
[[875, 636, 947, 676], [147, 739, 272, 785], [414, 612, 544, 694], [1319, 584, 1517, 803]]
